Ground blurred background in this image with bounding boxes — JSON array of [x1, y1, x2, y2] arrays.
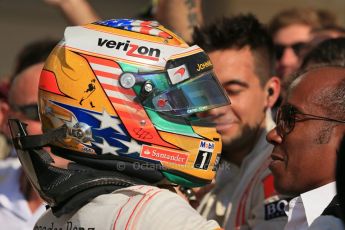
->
[[0, 0, 344, 78]]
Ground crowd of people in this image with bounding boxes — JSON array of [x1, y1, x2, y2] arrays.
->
[[0, 0, 345, 229]]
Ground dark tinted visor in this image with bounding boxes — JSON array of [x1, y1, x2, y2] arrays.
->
[[149, 70, 229, 116]]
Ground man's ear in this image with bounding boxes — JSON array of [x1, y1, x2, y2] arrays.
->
[[264, 76, 281, 109]]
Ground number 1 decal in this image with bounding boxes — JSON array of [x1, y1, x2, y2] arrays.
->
[[194, 151, 212, 170], [194, 140, 215, 170]]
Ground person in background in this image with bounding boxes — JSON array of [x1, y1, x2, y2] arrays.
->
[[193, 14, 286, 229], [300, 37, 345, 70], [0, 39, 58, 153], [12, 38, 59, 80], [154, 0, 203, 43], [268, 8, 339, 79], [0, 39, 58, 229], [44, 0, 100, 26], [1, 39, 58, 160], [0, 79, 10, 159], [44, 0, 202, 43], [0, 63, 47, 230], [297, 26, 345, 68], [308, 25, 345, 48], [267, 66, 345, 230]]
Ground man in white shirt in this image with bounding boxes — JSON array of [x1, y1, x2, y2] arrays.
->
[[0, 62, 69, 230], [0, 63, 47, 230], [0, 39, 64, 229], [267, 66, 345, 229], [0, 158, 46, 230]]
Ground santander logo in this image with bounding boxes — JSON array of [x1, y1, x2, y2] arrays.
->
[[143, 149, 151, 155], [140, 145, 188, 165]]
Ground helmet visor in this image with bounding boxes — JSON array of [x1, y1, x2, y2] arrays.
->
[[149, 71, 229, 116]]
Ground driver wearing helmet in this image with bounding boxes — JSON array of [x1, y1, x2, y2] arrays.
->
[[9, 19, 230, 230]]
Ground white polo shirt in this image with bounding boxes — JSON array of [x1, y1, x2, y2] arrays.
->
[[0, 157, 46, 230]]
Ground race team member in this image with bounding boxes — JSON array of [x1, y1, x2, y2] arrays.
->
[[9, 19, 230, 229], [193, 15, 288, 229]]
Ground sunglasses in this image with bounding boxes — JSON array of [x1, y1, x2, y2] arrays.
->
[[274, 42, 307, 60], [276, 104, 345, 137], [11, 104, 40, 121]]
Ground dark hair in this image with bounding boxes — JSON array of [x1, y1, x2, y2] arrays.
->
[[13, 38, 58, 77], [325, 76, 345, 121], [301, 38, 345, 69], [294, 66, 345, 121], [288, 66, 345, 144], [193, 14, 275, 86]]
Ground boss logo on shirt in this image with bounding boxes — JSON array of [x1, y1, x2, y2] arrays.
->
[[262, 174, 288, 220], [264, 199, 288, 220]]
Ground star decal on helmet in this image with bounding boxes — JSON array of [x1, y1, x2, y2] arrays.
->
[[87, 109, 126, 135], [52, 101, 141, 156], [93, 137, 122, 155]]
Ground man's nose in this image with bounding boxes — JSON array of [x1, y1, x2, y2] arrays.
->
[[280, 47, 298, 66], [266, 127, 283, 145]]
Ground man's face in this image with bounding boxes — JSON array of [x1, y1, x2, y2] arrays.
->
[[273, 24, 312, 78], [206, 47, 268, 156], [8, 63, 43, 135], [267, 67, 344, 196], [8, 62, 69, 166]]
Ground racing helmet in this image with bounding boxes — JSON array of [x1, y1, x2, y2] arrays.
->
[[15, 19, 230, 188]]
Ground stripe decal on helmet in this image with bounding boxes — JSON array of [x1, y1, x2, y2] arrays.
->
[[83, 54, 176, 148]]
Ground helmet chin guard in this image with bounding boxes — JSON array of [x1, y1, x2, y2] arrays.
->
[[8, 119, 160, 209]]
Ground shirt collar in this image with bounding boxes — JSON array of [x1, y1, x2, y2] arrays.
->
[[300, 182, 336, 226], [284, 196, 308, 229], [265, 108, 276, 132]]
